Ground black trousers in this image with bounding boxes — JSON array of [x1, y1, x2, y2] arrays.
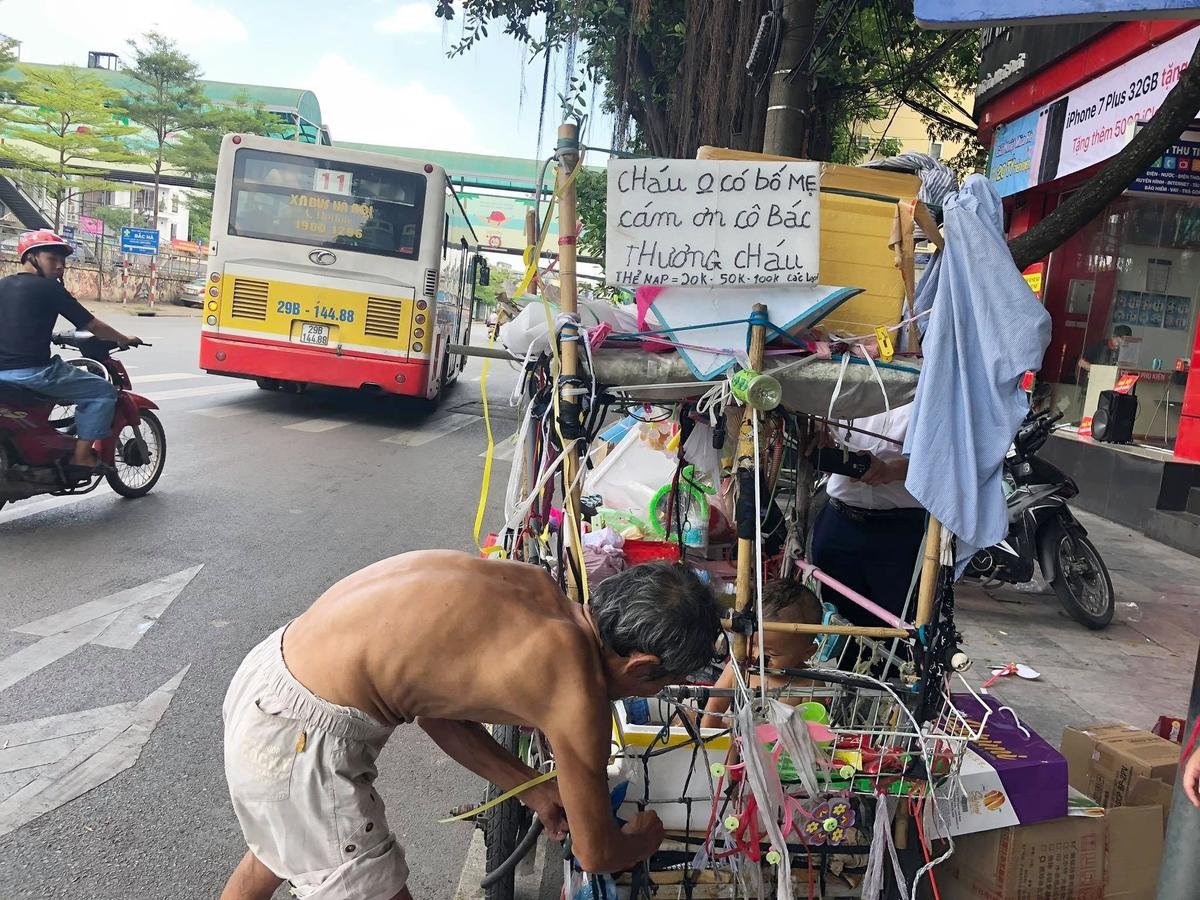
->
[[810, 501, 927, 627]]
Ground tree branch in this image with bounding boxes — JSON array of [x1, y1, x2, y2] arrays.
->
[[1008, 36, 1200, 270]]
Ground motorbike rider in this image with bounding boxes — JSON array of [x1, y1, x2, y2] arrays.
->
[[0, 230, 142, 473]]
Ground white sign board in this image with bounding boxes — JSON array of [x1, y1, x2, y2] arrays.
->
[[1037, 26, 1200, 185], [605, 160, 820, 289]]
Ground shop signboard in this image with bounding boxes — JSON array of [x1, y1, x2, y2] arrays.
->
[[919, 0, 1200, 28], [446, 191, 559, 254], [977, 22, 1107, 105], [78, 215, 103, 236], [1129, 130, 1200, 195], [988, 110, 1040, 196], [989, 25, 1200, 197]]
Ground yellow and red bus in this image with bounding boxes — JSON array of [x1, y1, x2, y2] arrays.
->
[[199, 134, 482, 401]]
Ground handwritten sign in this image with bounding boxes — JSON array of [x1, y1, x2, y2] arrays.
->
[[605, 159, 820, 288]]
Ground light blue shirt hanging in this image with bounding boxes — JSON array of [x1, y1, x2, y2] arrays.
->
[[903, 175, 1051, 576]]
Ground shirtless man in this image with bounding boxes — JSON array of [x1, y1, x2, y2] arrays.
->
[[220, 552, 722, 900]]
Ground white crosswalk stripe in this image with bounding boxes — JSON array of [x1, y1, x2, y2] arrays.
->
[[191, 406, 254, 419], [145, 384, 256, 402], [480, 432, 519, 461], [131, 373, 206, 384], [382, 412, 478, 447], [283, 418, 350, 433]]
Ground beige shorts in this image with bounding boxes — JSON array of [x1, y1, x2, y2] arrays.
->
[[223, 625, 407, 899]]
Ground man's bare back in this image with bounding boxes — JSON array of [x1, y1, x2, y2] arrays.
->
[[220, 552, 722, 900], [285, 550, 601, 728]]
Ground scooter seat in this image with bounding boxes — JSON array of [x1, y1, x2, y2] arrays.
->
[[0, 382, 53, 407]]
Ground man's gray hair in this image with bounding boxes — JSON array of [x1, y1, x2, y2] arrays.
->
[[590, 562, 722, 678]]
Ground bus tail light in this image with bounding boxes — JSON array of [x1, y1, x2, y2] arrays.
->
[[231, 135, 242, 144], [412, 342, 423, 353], [416, 300, 428, 311], [208, 287, 219, 297], [415, 313, 426, 325], [413, 328, 425, 339], [209, 271, 221, 283], [394, 373, 406, 384]]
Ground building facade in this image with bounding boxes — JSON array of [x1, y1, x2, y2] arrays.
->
[[977, 19, 1200, 459]]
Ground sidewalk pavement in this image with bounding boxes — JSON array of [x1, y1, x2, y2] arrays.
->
[[82, 298, 200, 318], [956, 508, 1198, 745]]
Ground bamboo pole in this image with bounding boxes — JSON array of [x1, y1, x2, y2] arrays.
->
[[722, 620, 910, 640], [731, 303, 769, 663], [555, 123, 584, 602], [915, 517, 943, 627]]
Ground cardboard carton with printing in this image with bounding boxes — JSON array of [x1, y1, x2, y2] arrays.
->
[[1060, 722, 1179, 808]]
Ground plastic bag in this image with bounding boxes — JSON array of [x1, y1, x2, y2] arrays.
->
[[582, 527, 627, 584], [501, 297, 639, 357], [583, 423, 677, 524]]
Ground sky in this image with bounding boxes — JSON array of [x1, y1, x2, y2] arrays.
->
[[0, 0, 603, 163]]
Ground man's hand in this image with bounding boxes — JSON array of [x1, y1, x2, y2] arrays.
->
[[1183, 746, 1200, 808], [857, 454, 906, 486], [620, 810, 665, 861], [522, 782, 568, 840], [119, 335, 144, 349]]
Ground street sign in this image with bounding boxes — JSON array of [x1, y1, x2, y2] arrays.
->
[[917, 0, 1200, 27], [60, 225, 76, 243], [120, 226, 159, 256], [79, 215, 103, 236]]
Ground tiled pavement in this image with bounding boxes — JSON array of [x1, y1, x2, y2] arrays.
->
[[956, 509, 1199, 745]]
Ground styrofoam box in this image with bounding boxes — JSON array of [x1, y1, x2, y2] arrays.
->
[[611, 698, 731, 832]]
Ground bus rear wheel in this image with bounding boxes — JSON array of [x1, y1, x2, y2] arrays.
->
[[255, 378, 280, 391]]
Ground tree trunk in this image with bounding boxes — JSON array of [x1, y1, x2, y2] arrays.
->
[[1009, 36, 1200, 271], [763, 0, 816, 156], [152, 152, 162, 231]]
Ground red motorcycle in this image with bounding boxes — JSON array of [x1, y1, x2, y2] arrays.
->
[[0, 331, 166, 513]]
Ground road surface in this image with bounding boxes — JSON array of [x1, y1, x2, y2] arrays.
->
[[0, 309, 525, 898]]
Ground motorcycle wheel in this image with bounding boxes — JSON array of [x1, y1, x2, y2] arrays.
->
[[482, 725, 531, 900], [0, 442, 7, 514], [1045, 521, 1114, 629], [106, 410, 166, 498]]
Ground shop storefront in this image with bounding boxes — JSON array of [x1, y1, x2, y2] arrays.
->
[[978, 19, 1200, 553]]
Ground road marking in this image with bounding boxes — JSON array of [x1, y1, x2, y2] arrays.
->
[[382, 412, 478, 447], [146, 383, 255, 402], [0, 485, 113, 526], [284, 418, 350, 433], [192, 405, 254, 419], [480, 432, 519, 462], [0, 667, 188, 838], [131, 372, 206, 384], [0, 566, 202, 692]]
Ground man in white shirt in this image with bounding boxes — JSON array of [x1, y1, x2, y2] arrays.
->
[[811, 403, 926, 626]]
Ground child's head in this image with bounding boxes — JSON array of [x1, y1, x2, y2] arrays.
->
[[751, 579, 822, 670]]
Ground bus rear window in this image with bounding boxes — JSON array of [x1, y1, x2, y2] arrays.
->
[[228, 147, 427, 260]]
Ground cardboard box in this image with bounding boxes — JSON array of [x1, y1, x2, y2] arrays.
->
[[926, 694, 1068, 838], [938, 805, 1164, 900], [1061, 723, 1179, 808], [1127, 775, 1174, 831]]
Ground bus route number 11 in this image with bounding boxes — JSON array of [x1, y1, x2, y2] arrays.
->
[[313, 168, 353, 197]]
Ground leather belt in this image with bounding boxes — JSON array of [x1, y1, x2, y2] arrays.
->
[[829, 497, 926, 524]]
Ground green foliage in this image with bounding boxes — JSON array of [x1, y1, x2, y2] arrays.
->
[[435, 1, 979, 163], [91, 204, 153, 232], [184, 192, 213, 243], [123, 31, 207, 226], [574, 166, 607, 267], [0, 66, 144, 229], [165, 93, 279, 187]]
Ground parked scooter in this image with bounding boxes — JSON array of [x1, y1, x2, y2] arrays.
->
[[0, 331, 166, 513], [965, 404, 1115, 629]]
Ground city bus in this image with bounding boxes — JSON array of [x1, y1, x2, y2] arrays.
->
[[199, 134, 483, 401]]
